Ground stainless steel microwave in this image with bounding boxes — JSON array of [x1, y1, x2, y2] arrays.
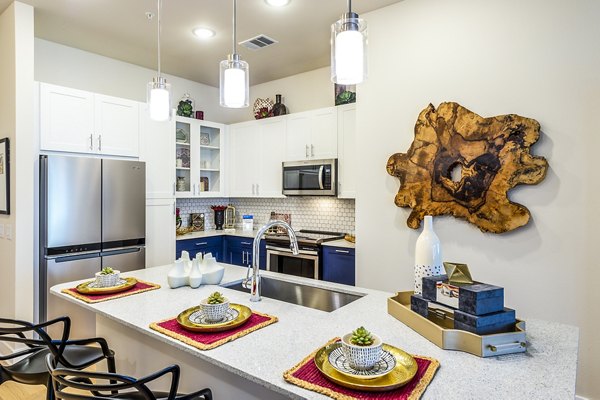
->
[[282, 159, 337, 196]]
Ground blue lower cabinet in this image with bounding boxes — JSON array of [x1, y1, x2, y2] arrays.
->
[[224, 236, 265, 269], [322, 246, 355, 286], [176, 236, 223, 262]]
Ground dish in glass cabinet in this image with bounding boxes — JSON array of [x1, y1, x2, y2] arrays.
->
[[328, 346, 396, 379], [314, 342, 418, 392], [75, 277, 137, 295], [176, 303, 252, 333]]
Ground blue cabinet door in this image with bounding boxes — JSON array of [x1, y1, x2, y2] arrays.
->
[[322, 247, 355, 286], [224, 236, 265, 269]]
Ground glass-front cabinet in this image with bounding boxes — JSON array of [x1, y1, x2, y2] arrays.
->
[[175, 117, 225, 197]]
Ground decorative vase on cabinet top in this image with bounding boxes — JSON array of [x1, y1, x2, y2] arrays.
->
[[271, 94, 288, 116], [414, 215, 443, 295]]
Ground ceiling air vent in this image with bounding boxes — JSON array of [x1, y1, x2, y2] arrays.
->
[[239, 34, 278, 51]]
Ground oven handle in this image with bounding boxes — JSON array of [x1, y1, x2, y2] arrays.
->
[[265, 246, 319, 257], [318, 165, 324, 189]]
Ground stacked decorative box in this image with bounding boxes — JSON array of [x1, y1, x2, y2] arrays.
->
[[411, 274, 516, 335]]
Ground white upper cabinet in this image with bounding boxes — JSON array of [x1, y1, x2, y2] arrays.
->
[[284, 107, 337, 161], [139, 104, 174, 199], [337, 104, 356, 199], [39, 82, 140, 158], [40, 83, 95, 154], [228, 116, 286, 198], [94, 94, 140, 157]]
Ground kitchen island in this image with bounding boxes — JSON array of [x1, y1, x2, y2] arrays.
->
[[51, 263, 578, 399]]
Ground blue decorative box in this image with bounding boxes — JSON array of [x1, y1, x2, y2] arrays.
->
[[454, 308, 516, 335], [422, 274, 504, 316]]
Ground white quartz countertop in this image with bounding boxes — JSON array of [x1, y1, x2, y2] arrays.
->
[[176, 228, 257, 240], [51, 264, 578, 399], [321, 239, 355, 249]]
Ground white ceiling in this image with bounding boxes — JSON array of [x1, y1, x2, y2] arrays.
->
[[1, 0, 401, 87]]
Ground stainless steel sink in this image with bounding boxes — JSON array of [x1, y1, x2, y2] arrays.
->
[[223, 277, 364, 312]]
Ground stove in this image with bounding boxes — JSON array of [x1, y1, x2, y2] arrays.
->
[[265, 229, 344, 249], [264, 230, 345, 280]]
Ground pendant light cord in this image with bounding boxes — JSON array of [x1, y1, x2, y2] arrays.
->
[[232, 0, 237, 55], [348, 0, 352, 12], [157, 0, 162, 77]]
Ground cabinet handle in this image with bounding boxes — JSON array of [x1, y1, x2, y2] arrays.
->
[[241, 241, 252, 245], [252, 183, 255, 196], [98, 134, 102, 151], [335, 249, 350, 254], [173, 202, 176, 215], [242, 251, 246, 264], [89, 134, 93, 151], [311, 144, 314, 157], [196, 242, 208, 246], [173, 182, 176, 196], [193, 183, 196, 195], [305, 145, 309, 158], [256, 184, 259, 196]]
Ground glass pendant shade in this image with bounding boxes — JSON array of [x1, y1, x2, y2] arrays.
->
[[147, 77, 172, 122], [331, 13, 367, 85], [220, 54, 249, 108]]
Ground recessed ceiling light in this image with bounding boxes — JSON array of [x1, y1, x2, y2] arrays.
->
[[265, 0, 290, 7], [193, 27, 215, 39]]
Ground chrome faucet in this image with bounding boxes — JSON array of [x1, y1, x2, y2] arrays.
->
[[243, 220, 299, 302]]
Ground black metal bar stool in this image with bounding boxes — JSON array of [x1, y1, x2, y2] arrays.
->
[[46, 355, 212, 400], [0, 316, 116, 400]]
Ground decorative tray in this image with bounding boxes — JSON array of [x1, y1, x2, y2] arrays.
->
[[176, 303, 252, 333], [388, 291, 527, 357], [314, 341, 418, 392], [75, 277, 137, 295]]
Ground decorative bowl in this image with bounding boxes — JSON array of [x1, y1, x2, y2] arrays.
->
[[341, 332, 383, 371], [200, 297, 230, 322], [94, 270, 121, 288]]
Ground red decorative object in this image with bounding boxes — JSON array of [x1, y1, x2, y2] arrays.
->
[[62, 280, 160, 304], [210, 205, 228, 211]]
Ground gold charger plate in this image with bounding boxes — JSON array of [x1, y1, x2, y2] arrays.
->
[[314, 342, 418, 392], [75, 277, 138, 295], [176, 303, 252, 333]]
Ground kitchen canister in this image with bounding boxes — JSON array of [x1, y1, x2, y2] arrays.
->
[[242, 215, 254, 232], [414, 215, 443, 295]]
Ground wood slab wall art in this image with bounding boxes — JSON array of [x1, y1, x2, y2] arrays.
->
[[387, 102, 548, 233]]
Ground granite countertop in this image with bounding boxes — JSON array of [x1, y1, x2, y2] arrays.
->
[[51, 264, 578, 399]]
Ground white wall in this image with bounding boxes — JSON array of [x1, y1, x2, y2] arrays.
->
[[34, 38, 247, 124], [356, 0, 599, 398], [0, 1, 35, 321], [35, 39, 334, 125]]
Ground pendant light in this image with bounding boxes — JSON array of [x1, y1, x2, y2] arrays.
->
[[147, 0, 172, 121], [220, 0, 249, 108], [331, 0, 367, 85]]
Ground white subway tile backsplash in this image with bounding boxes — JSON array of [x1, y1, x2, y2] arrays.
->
[[176, 197, 355, 233]]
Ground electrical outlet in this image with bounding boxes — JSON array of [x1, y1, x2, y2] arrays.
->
[[0, 223, 4, 238], [5, 224, 11, 240]]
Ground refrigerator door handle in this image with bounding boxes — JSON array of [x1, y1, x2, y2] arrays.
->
[[100, 247, 143, 257], [46, 252, 100, 263]]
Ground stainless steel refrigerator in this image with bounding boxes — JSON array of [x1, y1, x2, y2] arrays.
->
[[39, 155, 146, 338]]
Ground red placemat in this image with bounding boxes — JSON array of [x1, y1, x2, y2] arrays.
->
[[62, 280, 160, 304], [284, 338, 439, 400], [149, 311, 277, 350]]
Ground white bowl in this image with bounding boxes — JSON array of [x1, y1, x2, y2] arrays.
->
[[341, 332, 383, 371], [94, 270, 121, 288], [200, 297, 230, 322]]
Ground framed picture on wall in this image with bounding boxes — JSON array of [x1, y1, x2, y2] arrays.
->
[[0, 137, 10, 215]]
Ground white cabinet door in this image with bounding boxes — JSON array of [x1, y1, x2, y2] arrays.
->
[[140, 105, 175, 199], [337, 104, 356, 198], [95, 95, 140, 157], [146, 198, 175, 268], [258, 118, 286, 197], [285, 112, 311, 161], [310, 107, 338, 159], [228, 123, 260, 197], [40, 83, 95, 153]]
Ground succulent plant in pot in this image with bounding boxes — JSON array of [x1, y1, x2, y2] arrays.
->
[[200, 291, 230, 322], [341, 326, 383, 371], [95, 267, 121, 288]]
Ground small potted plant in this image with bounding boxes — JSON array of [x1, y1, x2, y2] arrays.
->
[[200, 291, 230, 322], [95, 267, 120, 288], [341, 326, 383, 371]]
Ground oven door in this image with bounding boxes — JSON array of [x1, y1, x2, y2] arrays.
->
[[266, 247, 320, 279], [282, 159, 337, 196]]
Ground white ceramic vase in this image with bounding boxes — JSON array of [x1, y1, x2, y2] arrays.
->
[[167, 259, 188, 289], [414, 215, 443, 295], [188, 258, 203, 289]]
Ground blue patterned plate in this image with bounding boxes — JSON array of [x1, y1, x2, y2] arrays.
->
[[328, 345, 396, 380]]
